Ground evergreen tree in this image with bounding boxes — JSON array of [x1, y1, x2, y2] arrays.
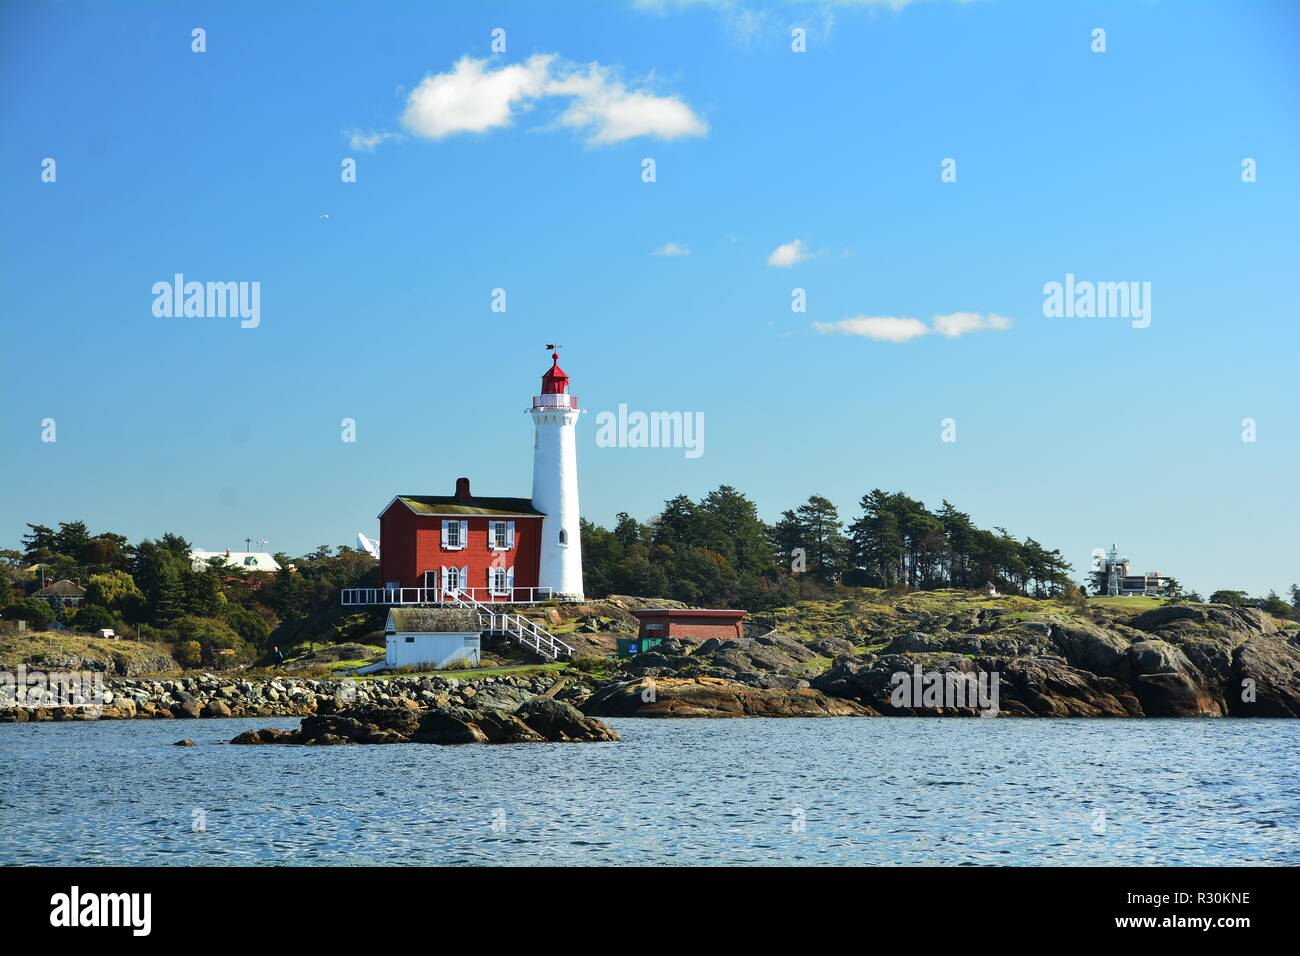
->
[[793, 494, 849, 584]]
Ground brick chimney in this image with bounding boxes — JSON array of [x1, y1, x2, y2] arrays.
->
[[455, 477, 472, 502]]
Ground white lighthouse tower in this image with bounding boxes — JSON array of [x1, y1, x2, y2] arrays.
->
[[530, 346, 584, 600]]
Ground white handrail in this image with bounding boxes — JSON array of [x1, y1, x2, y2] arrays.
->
[[457, 592, 573, 659], [340, 586, 564, 606]]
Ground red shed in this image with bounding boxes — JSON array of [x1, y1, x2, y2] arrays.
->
[[631, 608, 747, 642]]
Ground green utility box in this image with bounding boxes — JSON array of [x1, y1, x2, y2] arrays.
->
[[616, 636, 664, 657]]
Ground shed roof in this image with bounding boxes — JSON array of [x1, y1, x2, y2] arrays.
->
[[386, 608, 479, 633]]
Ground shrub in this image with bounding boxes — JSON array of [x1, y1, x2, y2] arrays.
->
[[571, 656, 615, 678], [1209, 590, 1246, 606], [175, 640, 202, 669], [173, 615, 254, 666], [3, 598, 54, 629], [75, 605, 116, 631]]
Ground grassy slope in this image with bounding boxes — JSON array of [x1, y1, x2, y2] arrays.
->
[[767, 588, 1170, 645], [0, 631, 173, 669]]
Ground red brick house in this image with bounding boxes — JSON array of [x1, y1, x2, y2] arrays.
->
[[33, 579, 86, 609], [377, 477, 548, 602]]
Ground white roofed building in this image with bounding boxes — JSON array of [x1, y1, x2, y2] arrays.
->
[[191, 549, 282, 573]]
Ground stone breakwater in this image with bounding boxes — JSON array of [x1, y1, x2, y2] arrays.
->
[[0, 672, 587, 723]]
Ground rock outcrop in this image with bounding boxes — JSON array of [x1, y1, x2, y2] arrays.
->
[[581, 676, 873, 718], [584, 598, 1300, 720], [1230, 631, 1300, 716], [230, 700, 619, 745]]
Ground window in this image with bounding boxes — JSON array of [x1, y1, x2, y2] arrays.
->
[[445, 566, 461, 590], [488, 520, 515, 551], [443, 521, 463, 548], [405, 636, 414, 644], [488, 566, 514, 597], [558, 528, 568, 545]]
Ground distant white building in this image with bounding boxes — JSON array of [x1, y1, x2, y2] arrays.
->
[[190, 549, 282, 573]]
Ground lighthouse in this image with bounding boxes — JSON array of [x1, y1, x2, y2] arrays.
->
[[529, 347, 585, 600], [360, 347, 585, 608]]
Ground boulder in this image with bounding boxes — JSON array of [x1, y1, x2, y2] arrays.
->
[[515, 698, 621, 740], [412, 711, 489, 744], [1048, 620, 1132, 680], [1127, 640, 1224, 716], [996, 658, 1143, 717], [1232, 631, 1300, 716], [202, 700, 232, 718], [472, 711, 546, 743], [306, 733, 346, 745]]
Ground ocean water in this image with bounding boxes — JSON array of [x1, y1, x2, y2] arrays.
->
[[1, 717, 1297, 866]]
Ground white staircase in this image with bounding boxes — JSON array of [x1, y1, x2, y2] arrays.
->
[[450, 592, 574, 660]]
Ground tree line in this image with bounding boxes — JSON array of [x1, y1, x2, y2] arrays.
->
[[5, 494, 1296, 665], [1, 521, 378, 667], [584, 486, 1082, 608]]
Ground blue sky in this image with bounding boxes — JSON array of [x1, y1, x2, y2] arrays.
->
[[2, 0, 1297, 596]]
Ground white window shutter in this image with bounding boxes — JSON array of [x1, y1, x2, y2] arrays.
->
[[461, 566, 469, 592], [506, 566, 515, 594], [441, 520, 448, 547], [507, 521, 515, 548], [459, 520, 468, 549], [441, 565, 448, 590]]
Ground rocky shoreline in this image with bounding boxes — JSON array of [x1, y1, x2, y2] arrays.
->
[[595, 602, 1300, 718], [4, 600, 1298, 724], [0, 671, 592, 723]]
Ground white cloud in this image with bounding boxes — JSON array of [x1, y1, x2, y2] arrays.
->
[[933, 311, 1013, 337], [548, 63, 708, 143], [397, 54, 707, 145], [813, 312, 1013, 343], [766, 239, 814, 267], [652, 241, 690, 256], [814, 316, 930, 343], [346, 129, 403, 151], [401, 54, 554, 139]]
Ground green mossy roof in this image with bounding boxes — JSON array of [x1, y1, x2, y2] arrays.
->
[[397, 495, 544, 517], [387, 608, 479, 632]]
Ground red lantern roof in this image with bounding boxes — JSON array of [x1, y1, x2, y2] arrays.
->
[[541, 350, 569, 394]]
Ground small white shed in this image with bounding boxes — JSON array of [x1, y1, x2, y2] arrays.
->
[[382, 608, 481, 671]]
